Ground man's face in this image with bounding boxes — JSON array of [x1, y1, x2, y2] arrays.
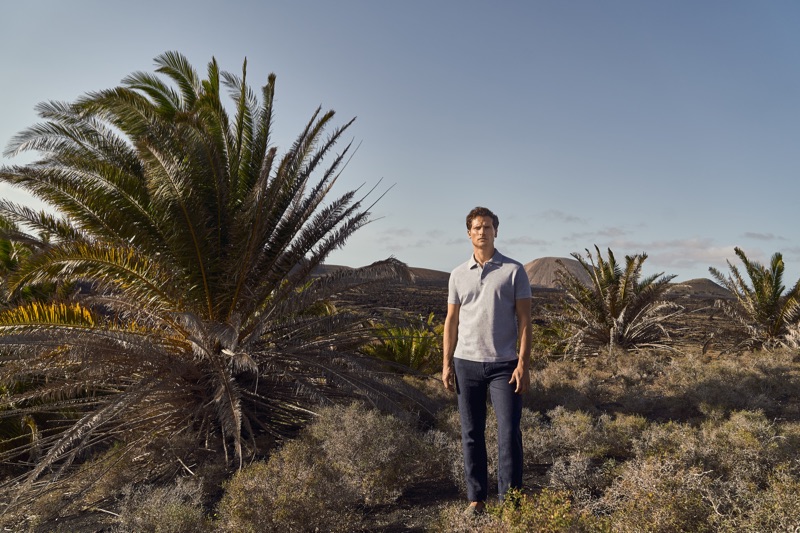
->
[[468, 215, 497, 250]]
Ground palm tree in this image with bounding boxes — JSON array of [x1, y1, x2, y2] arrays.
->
[[708, 247, 800, 350], [555, 246, 681, 353], [0, 51, 410, 508]]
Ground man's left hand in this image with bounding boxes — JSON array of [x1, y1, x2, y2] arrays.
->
[[509, 364, 530, 394]]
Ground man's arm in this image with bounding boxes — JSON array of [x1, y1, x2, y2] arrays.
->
[[442, 303, 460, 392], [509, 297, 532, 394]]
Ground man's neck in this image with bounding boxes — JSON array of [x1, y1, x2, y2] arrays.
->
[[473, 247, 495, 267]]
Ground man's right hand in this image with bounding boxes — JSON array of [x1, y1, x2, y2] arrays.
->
[[442, 365, 455, 392], [442, 303, 459, 393]]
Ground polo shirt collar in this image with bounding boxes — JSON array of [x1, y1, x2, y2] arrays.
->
[[469, 249, 504, 269]]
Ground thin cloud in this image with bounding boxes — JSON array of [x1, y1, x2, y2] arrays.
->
[[742, 232, 786, 241], [564, 227, 628, 242], [504, 235, 550, 246], [622, 239, 738, 277], [538, 210, 587, 225], [379, 228, 413, 238], [377, 238, 434, 251], [373, 228, 448, 250]]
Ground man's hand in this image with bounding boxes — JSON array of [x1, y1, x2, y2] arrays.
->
[[442, 364, 455, 392], [442, 303, 460, 393], [509, 363, 530, 394]]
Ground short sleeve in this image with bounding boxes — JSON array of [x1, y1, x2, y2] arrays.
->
[[447, 271, 461, 305], [514, 265, 532, 299]]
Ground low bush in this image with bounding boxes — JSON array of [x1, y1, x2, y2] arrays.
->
[[547, 453, 615, 511], [723, 464, 800, 532], [491, 488, 611, 533], [432, 488, 610, 532], [114, 478, 209, 533], [307, 402, 439, 504], [546, 407, 647, 461], [215, 441, 355, 533], [215, 402, 443, 531], [598, 412, 649, 459], [601, 456, 714, 532]]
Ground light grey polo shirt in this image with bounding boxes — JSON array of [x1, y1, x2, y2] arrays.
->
[[448, 250, 532, 362]]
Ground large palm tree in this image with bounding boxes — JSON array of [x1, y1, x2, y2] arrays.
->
[[0, 52, 410, 507], [709, 247, 800, 349], [555, 246, 681, 353]]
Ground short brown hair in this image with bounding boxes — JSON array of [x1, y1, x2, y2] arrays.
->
[[466, 206, 499, 231]]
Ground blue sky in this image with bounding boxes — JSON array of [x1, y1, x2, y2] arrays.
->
[[2, 1, 799, 283]]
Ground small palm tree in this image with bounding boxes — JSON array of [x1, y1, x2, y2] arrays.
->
[[708, 247, 800, 350], [362, 312, 442, 372], [555, 246, 681, 353], [0, 52, 411, 508]]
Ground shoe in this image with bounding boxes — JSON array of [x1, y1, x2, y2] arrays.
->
[[463, 502, 485, 517]]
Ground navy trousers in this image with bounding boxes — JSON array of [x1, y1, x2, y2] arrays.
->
[[454, 358, 523, 502]]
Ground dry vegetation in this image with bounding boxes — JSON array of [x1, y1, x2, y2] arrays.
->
[[6, 279, 800, 532]]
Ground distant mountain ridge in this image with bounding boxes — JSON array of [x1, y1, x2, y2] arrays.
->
[[317, 257, 731, 298]]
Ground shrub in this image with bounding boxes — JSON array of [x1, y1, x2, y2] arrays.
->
[[306, 402, 439, 504], [598, 413, 648, 459], [602, 456, 714, 532], [492, 488, 611, 533], [216, 402, 442, 532], [433, 488, 610, 533], [432, 503, 503, 533], [633, 420, 700, 461], [548, 407, 594, 448], [727, 465, 800, 532], [531, 312, 571, 357], [701, 410, 780, 475], [547, 453, 615, 511], [519, 409, 553, 466], [215, 441, 355, 533], [429, 423, 469, 495], [548, 407, 608, 459], [114, 478, 209, 533]]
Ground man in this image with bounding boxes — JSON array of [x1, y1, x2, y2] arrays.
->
[[442, 206, 532, 515]]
